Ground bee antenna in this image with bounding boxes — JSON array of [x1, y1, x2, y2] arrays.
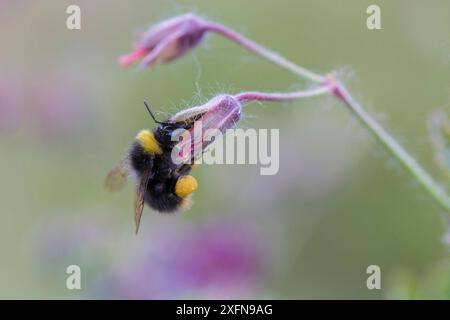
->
[[144, 100, 166, 125]]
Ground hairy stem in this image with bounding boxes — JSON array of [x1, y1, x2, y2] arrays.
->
[[235, 85, 330, 103], [205, 21, 325, 83], [332, 80, 450, 211], [207, 20, 450, 211]]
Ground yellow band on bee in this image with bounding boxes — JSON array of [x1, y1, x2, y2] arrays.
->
[[136, 130, 162, 155], [175, 175, 198, 198]]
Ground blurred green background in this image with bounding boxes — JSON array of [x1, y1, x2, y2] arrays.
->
[[0, 0, 449, 299]]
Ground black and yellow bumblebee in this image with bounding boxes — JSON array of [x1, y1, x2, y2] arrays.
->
[[105, 101, 202, 234], [106, 95, 241, 233]]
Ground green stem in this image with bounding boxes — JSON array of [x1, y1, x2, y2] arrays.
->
[[332, 80, 450, 211], [207, 20, 450, 211], [205, 21, 325, 83]]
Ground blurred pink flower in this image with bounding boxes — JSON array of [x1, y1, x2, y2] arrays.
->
[[0, 74, 23, 133], [28, 72, 93, 140], [115, 219, 268, 299], [34, 213, 269, 299], [35, 213, 114, 265], [119, 13, 207, 67], [33, 211, 120, 298]]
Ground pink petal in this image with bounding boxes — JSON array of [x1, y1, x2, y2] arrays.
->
[[118, 48, 149, 66]]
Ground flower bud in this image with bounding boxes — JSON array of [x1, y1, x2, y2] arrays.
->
[[170, 95, 242, 163], [119, 14, 207, 67], [171, 95, 242, 133]]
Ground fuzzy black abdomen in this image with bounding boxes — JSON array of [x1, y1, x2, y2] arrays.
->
[[144, 178, 183, 212], [129, 141, 184, 212], [129, 142, 154, 175]]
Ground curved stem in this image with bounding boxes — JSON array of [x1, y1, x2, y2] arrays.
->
[[205, 21, 325, 83], [235, 85, 330, 103], [332, 80, 450, 211], [205, 19, 450, 211]]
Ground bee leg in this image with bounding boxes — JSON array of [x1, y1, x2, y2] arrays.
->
[[178, 164, 195, 175]]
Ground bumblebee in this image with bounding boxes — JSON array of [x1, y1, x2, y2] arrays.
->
[[105, 101, 202, 234], [106, 95, 241, 233]]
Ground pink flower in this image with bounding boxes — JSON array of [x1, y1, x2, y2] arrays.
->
[[28, 71, 93, 140], [119, 14, 207, 67], [33, 214, 269, 299], [170, 95, 242, 162], [115, 218, 268, 299], [170, 95, 242, 133], [0, 74, 23, 133]]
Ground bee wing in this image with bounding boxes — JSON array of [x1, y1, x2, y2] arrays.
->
[[105, 160, 129, 192], [134, 169, 151, 235]]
